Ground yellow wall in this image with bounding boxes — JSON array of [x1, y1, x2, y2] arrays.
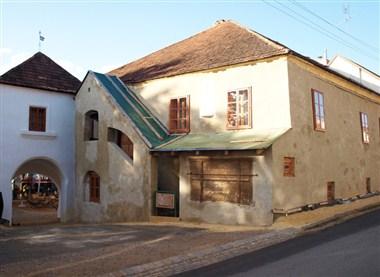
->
[[272, 57, 380, 210], [130, 57, 292, 134]]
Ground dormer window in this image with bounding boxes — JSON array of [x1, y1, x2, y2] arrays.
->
[[29, 106, 46, 132]]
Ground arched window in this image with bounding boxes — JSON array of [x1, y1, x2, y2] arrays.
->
[[84, 110, 99, 141], [108, 127, 133, 160], [86, 171, 100, 203]]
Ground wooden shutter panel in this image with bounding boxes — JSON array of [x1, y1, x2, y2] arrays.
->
[[190, 160, 202, 201], [169, 99, 178, 132], [185, 95, 190, 132]]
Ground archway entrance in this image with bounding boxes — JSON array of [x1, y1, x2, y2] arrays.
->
[[11, 158, 62, 225]]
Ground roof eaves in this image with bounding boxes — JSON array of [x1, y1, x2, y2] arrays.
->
[[289, 51, 380, 97], [0, 80, 77, 95], [124, 51, 289, 84]]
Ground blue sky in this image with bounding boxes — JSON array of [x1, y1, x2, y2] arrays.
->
[[0, 0, 379, 79]]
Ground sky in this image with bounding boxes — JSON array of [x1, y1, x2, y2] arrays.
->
[[0, 0, 379, 80]]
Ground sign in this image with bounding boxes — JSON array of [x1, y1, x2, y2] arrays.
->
[[156, 192, 175, 209]]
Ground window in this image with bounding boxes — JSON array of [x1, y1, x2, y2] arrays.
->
[[108, 128, 133, 160], [227, 88, 252, 129], [29, 107, 46, 132], [327, 182, 335, 203], [84, 110, 99, 141], [312, 89, 325, 131], [360, 112, 369, 144], [283, 157, 295, 177], [189, 159, 253, 205], [169, 96, 190, 133], [87, 171, 100, 203]]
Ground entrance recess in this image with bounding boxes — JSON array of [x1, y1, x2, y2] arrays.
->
[[11, 158, 63, 225]]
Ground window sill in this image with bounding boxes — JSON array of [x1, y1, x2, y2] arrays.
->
[[21, 130, 57, 138]]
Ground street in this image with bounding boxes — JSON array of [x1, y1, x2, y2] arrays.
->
[[178, 209, 380, 277], [0, 221, 264, 276]]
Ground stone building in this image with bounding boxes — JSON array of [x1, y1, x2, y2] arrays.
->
[[74, 20, 380, 225]]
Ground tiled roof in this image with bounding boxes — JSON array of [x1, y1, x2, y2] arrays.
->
[[110, 20, 290, 83], [0, 52, 81, 94]]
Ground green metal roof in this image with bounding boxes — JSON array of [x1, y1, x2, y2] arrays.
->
[[92, 72, 176, 148], [152, 128, 290, 152]]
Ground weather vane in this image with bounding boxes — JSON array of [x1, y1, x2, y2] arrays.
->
[[38, 31, 45, 51]]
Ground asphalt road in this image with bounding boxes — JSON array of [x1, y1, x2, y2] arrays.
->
[[178, 209, 380, 277]]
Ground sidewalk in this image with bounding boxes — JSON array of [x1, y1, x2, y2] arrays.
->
[[104, 194, 380, 277]]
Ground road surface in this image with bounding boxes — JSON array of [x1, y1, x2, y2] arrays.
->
[[178, 209, 380, 277]]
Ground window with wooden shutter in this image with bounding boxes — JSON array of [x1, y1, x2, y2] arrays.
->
[[189, 158, 253, 205], [29, 107, 46, 132], [108, 127, 134, 160], [88, 171, 100, 203], [169, 96, 190, 133], [360, 112, 369, 144], [283, 157, 295, 177], [312, 89, 326, 131], [227, 87, 251, 129]]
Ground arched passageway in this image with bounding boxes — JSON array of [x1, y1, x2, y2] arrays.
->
[[11, 158, 63, 225]]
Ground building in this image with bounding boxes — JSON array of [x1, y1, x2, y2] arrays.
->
[[74, 20, 380, 225], [328, 55, 380, 94], [0, 52, 80, 224]]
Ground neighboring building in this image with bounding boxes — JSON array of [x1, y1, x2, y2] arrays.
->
[[75, 20, 380, 225], [0, 52, 80, 224], [328, 55, 380, 94]]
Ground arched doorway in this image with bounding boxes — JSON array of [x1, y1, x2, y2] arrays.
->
[[11, 158, 63, 225]]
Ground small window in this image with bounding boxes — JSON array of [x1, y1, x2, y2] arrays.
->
[[366, 177, 371, 193], [169, 96, 190, 133], [312, 89, 325, 131], [283, 157, 295, 177], [108, 127, 133, 160], [84, 110, 99, 141], [227, 88, 252, 129], [87, 171, 100, 203], [327, 182, 335, 203], [29, 107, 46, 132], [360, 112, 369, 144]]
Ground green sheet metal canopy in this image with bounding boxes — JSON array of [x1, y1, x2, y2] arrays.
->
[[152, 128, 290, 152]]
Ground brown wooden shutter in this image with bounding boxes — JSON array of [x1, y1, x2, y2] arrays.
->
[[120, 133, 134, 160], [189, 160, 202, 201], [239, 160, 253, 205], [169, 99, 178, 133], [283, 157, 295, 177], [185, 95, 190, 132]]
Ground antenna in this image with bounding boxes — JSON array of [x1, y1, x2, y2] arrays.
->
[[343, 3, 351, 23]]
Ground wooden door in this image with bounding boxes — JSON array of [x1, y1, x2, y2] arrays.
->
[[327, 182, 335, 203]]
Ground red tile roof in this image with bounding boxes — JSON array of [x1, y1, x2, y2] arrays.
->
[[0, 52, 81, 94], [110, 20, 290, 83]]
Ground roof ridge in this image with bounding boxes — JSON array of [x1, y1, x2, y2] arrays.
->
[[224, 20, 290, 52]]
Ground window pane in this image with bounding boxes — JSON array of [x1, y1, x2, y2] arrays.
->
[[228, 91, 236, 102], [318, 93, 324, 106], [314, 92, 319, 105], [320, 119, 325, 130], [239, 90, 248, 101]]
